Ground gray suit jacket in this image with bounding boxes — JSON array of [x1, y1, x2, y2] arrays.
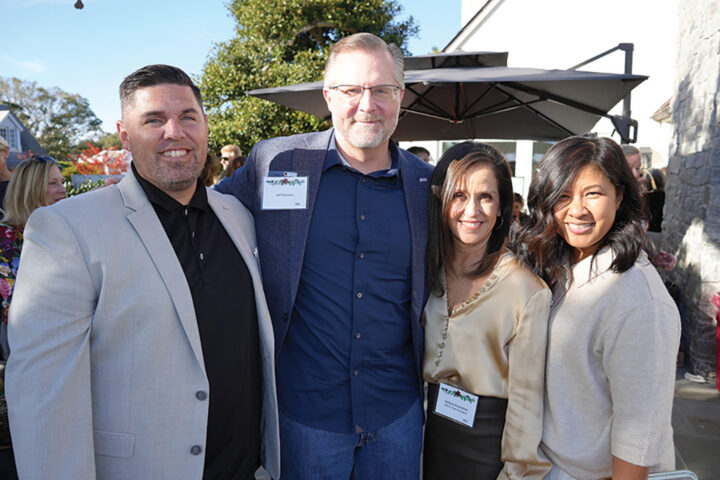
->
[[5, 168, 280, 480]]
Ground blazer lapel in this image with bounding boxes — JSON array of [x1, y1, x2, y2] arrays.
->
[[286, 131, 330, 306], [119, 171, 207, 374], [399, 152, 430, 323], [208, 193, 258, 276]]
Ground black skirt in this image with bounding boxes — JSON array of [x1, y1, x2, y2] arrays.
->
[[423, 383, 508, 480]]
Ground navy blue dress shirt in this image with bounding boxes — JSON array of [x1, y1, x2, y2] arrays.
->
[[276, 138, 417, 434]]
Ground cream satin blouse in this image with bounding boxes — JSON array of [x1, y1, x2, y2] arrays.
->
[[423, 252, 552, 480]]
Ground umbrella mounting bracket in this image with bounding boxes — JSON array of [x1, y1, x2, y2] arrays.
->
[[570, 43, 637, 143]]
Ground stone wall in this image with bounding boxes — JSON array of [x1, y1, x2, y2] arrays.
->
[[661, 1, 720, 376]]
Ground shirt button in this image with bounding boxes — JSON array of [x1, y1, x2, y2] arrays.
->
[[360, 214, 366, 221], [190, 445, 202, 455], [359, 252, 365, 259], [283, 313, 289, 321], [195, 391, 207, 401], [355, 332, 362, 339], [356, 292, 363, 299], [184, 208, 188, 216], [361, 178, 366, 183], [199, 253, 205, 261], [435, 360, 440, 366], [353, 370, 359, 376], [439, 342, 445, 348]]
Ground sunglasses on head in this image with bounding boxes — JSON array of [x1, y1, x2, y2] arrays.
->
[[32, 155, 59, 164]]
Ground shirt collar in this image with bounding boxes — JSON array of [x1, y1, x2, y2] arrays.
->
[[323, 131, 400, 178], [131, 161, 208, 213]]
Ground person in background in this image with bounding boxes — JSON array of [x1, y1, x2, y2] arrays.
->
[[509, 192, 529, 241], [0, 155, 66, 480], [407, 145, 432, 163], [513, 135, 680, 480], [216, 32, 433, 479], [422, 142, 551, 479], [0, 137, 12, 208], [201, 153, 222, 186], [642, 168, 665, 233], [220, 144, 244, 177], [512, 192, 528, 224], [621, 145, 645, 186], [221, 155, 246, 181]]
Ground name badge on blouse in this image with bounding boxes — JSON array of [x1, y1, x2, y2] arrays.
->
[[434, 382, 478, 427], [262, 174, 308, 210]]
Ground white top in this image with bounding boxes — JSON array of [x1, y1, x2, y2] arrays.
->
[[541, 247, 680, 479]]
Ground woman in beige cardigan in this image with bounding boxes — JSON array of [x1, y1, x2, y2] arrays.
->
[[512, 135, 680, 480]]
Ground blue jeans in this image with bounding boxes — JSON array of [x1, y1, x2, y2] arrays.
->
[[279, 400, 423, 480]]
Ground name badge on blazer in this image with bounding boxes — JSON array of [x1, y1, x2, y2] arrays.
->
[[262, 172, 308, 210]]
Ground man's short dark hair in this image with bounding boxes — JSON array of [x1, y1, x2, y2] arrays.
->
[[119, 64, 204, 113]]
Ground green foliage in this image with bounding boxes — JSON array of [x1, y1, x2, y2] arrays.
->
[[58, 159, 78, 183], [200, 0, 417, 155], [0, 77, 103, 161], [97, 132, 122, 150], [64, 178, 104, 198]]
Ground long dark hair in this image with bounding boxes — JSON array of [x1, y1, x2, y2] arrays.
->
[[511, 135, 646, 290], [427, 142, 514, 295]]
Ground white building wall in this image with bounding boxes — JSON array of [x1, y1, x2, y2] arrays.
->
[[451, 0, 678, 166]]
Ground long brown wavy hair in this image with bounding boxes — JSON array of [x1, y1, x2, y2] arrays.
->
[[510, 135, 647, 290]]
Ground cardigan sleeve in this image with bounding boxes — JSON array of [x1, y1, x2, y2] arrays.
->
[[602, 299, 680, 466], [498, 287, 552, 480]]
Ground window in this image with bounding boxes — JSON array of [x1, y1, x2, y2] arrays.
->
[[0, 127, 15, 149]]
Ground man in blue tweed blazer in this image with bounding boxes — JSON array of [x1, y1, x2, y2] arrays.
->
[[216, 33, 433, 479]]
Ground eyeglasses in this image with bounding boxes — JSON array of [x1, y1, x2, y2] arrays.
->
[[221, 156, 230, 161], [328, 85, 402, 103]]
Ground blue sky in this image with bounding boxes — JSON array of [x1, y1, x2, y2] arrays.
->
[[1, 0, 461, 133]]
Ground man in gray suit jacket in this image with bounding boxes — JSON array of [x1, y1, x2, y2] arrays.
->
[[5, 65, 280, 480], [216, 33, 433, 479]]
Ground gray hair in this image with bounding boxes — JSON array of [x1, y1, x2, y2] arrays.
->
[[324, 33, 404, 88], [621, 145, 639, 157]]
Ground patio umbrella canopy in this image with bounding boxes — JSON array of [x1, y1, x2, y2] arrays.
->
[[247, 51, 647, 142]]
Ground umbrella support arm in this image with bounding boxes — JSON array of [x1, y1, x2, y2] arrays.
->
[[570, 43, 637, 144]]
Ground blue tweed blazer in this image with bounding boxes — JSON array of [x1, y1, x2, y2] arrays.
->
[[216, 128, 434, 392]]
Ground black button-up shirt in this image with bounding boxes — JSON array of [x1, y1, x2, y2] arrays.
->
[[133, 164, 261, 479]]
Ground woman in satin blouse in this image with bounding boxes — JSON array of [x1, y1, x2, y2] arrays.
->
[[422, 142, 552, 479]]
